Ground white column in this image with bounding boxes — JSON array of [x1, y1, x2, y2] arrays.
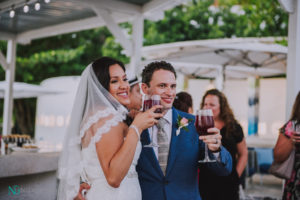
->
[[129, 14, 144, 73], [176, 71, 186, 92], [247, 76, 260, 136], [286, 0, 300, 119], [215, 66, 224, 91], [2, 40, 17, 136]]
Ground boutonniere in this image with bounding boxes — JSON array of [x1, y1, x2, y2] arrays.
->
[[176, 116, 193, 136]]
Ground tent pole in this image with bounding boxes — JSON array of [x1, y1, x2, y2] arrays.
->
[[2, 39, 17, 136], [247, 76, 260, 136], [285, 0, 300, 119]]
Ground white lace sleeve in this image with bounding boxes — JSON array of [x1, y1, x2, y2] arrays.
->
[[80, 107, 126, 146]]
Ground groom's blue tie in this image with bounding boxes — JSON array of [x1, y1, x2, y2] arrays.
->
[[157, 118, 169, 175]]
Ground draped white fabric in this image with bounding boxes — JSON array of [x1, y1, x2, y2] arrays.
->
[[57, 65, 128, 200]]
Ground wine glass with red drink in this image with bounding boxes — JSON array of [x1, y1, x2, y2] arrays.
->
[[143, 95, 162, 147], [195, 109, 216, 162]]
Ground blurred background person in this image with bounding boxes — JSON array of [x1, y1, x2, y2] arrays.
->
[[127, 73, 142, 118], [198, 89, 248, 200], [173, 91, 193, 114], [273, 91, 300, 200]]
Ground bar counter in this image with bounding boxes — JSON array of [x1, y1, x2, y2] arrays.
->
[[0, 152, 60, 200]]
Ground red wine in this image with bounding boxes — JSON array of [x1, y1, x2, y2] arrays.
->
[[152, 99, 162, 113], [143, 95, 162, 113], [143, 99, 152, 112], [195, 115, 214, 136]]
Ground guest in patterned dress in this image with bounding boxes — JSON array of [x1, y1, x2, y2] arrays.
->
[[274, 91, 300, 200]]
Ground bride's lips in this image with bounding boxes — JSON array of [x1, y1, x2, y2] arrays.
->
[[117, 91, 129, 98]]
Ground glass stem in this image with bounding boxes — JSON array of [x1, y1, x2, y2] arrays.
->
[[150, 126, 154, 143], [205, 143, 209, 160]]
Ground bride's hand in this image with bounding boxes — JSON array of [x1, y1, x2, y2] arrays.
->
[[131, 105, 163, 133], [74, 182, 90, 200]]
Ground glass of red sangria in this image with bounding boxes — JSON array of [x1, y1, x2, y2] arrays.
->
[[195, 109, 216, 163], [143, 95, 162, 147]]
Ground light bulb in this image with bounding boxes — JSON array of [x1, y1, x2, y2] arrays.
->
[[35, 2, 41, 11], [44, 0, 51, 3], [23, 4, 29, 13], [9, 9, 15, 18]]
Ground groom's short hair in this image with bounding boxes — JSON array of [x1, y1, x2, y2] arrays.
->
[[142, 61, 177, 86]]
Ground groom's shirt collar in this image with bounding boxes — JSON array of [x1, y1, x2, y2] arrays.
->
[[162, 108, 172, 125]]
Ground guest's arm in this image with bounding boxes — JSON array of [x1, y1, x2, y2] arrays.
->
[[273, 133, 293, 163], [236, 139, 248, 177]]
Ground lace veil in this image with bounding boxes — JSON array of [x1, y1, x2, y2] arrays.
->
[[57, 64, 128, 200]]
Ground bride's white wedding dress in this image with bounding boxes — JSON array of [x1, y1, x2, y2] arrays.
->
[[81, 139, 142, 200], [57, 65, 141, 200]]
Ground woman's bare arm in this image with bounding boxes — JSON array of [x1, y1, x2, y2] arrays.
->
[[236, 139, 248, 177], [273, 133, 293, 163]]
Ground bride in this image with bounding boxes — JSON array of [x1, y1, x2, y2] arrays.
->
[[57, 57, 162, 200]]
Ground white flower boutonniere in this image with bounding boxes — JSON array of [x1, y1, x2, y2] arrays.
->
[[176, 116, 193, 136]]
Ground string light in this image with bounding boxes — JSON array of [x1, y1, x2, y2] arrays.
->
[[23, 2, 29, 13], [35, 2, 41, 11], [9, 6, 15, 18], [0, 0, 46, 19]]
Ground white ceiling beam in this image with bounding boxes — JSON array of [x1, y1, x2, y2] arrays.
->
[[129, 14, 144, 72], [0, 51, 9, 70], [0, 31, 17, 41], [92, 8, 133, 55], [17, 15, 130, 44], [142, 0, 184, 20], [142, 0, 170, 20], [278, 0, 295, 13], [80, 0, 142, 15], [143, 0, 172, 14]]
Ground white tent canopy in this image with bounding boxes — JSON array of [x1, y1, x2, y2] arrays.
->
[[141, 37, 287, 81], [0, 81, 64, 99]]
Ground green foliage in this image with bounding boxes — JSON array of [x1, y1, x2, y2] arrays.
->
[[101, 37, 130, 64], [144, 0, 288, 45]]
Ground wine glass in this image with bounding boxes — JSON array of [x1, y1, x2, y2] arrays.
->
[[195, 109, 216, 163], [144, 95, 162, 147]]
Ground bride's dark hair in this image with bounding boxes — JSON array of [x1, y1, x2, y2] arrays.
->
[[92, 57, 126, 91]]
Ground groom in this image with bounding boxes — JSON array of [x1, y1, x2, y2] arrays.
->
[[137, 61, 232, 200]]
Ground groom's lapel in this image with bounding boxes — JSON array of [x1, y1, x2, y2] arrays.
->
[[140, 129, 163, 175], [165, 108, 180, 176]]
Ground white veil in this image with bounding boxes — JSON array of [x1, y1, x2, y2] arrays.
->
[[57, 64, 128, 200]]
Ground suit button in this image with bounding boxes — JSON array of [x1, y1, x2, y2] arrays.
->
[[164, 180, 169, 185]]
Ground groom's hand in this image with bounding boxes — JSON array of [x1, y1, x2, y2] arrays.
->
[[74, 182, 90, 200], [199, 127, 222, 152]]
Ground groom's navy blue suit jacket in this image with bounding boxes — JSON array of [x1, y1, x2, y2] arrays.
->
[[136, 108, 232, 200]]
